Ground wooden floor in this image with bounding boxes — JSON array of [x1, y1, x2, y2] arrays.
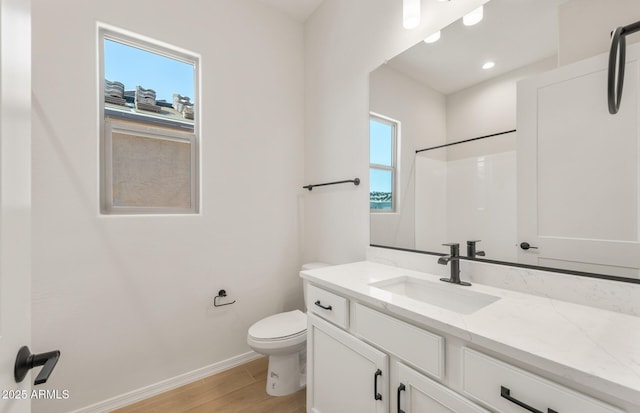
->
[[111, 357, 306, 413]]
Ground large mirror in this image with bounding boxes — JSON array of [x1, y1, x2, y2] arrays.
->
[[369, 0, 640, 281]]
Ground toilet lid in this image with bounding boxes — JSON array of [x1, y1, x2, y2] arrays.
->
[[248, 310, 307, 340]]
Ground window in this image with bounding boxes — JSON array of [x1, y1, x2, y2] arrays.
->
[[369, 114, 397, 212], [99, 25, 199, 214]]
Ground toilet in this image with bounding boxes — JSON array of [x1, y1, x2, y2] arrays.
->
[[247, 262, 329, 396]]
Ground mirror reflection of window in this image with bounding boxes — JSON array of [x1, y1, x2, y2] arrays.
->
[[369, 114, 398, 212]]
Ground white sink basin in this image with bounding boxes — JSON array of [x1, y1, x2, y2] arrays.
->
[[369, 276, 500, 314]]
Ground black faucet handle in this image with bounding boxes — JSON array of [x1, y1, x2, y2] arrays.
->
[[442, 243, 460, 256], [466, 240, 485, 258]]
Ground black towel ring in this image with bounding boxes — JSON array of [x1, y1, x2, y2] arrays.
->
[[608, 20, 640, 114], [608, 26, 626, 114]]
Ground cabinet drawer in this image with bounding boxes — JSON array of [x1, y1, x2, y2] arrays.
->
[[352, 303, 444, 380], [462, 348, 624, 413], [307, 284, 349, 329]]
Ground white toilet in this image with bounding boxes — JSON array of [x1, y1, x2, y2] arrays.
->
[[247, 262, 329, 396]]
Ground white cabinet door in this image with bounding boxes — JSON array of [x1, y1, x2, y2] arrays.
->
[[307, 313, 389, 413], [396, 363, 488, 413], [517, 43, 640, 278]]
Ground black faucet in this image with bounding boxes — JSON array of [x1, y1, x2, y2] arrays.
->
[[438, 243, 471, 286], [466, 240, 485, 258]]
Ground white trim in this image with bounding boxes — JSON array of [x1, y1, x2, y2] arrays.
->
[[97, 22, 202, 215], [98, 22, 200, 64], [103, 118, 198, 214], [68, 351, 262, 413]]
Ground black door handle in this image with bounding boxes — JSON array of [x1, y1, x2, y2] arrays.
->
[[501, 386, 558, 413], [15, 346, 61, 385], [314, 300, 332, 311], [374, 369, 382, 401], [520, 242, 539, 250], [397, 383, 406, 413]]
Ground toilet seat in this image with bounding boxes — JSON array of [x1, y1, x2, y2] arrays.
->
[[248, 310, 307, 341]]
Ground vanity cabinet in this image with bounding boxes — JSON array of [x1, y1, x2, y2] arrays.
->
[[305, 283, 629, 413], [307, 313, 388, 413]]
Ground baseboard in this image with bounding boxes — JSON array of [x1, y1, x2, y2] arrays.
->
[[69, 351, 262, 413]]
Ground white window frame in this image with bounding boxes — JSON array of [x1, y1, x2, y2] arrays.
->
[[104, 119, 197, 214], [369, 113, 399, 213], [98, 23, 201, 215]]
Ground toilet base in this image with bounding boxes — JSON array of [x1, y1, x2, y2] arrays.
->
[[265, 349, 306, 396]]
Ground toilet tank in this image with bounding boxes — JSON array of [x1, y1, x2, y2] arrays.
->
[[301, 262, 330, 310]]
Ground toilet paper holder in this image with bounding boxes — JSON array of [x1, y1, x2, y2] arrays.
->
[[214, 289, 236, 307]]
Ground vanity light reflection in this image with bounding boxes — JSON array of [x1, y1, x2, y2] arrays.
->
[[482, 61, 495, 69], [424, 31, 442, 44], [403, 0, 421, 29], [463, 5, 484, 26]]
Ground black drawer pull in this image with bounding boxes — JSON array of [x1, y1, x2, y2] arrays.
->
[[501, 386, 558, 413], [397, 383, 406, 413], [314, 300, 332, 311], [374, 369, 383, 401]]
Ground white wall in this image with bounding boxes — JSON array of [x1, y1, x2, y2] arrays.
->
[[369, 64, 447, 249], [559, 0, 640, 66], [304, 0, 487, 265], [446, 57, 557, 154], [31, 0, 304, 411]]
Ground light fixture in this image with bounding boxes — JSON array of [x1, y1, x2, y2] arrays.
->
[[424, 31, 441, 44], [403, 0, 421, 29], [463, 5, 483, 26], [482, 61, 495, 70]]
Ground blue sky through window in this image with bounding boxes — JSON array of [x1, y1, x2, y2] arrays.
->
[[370, 168, 392, 193], [370, 118, 395, 193], [370, 120, 393, 166], [104, 39, 194, 103]]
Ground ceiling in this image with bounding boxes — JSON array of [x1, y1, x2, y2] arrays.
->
[[255, 0, 325, 22], [387, 0, 565, 95]]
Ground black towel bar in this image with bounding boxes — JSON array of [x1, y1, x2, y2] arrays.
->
[[303, 178, 360, 191]]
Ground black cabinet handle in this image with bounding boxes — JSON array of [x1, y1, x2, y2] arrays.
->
[[14, 346, 61, 385], [314, 300, 332, 311], [520, 242, 538, 250], [397, 383, 406, 413], [501, 386, 558, 413], [374, 369, 383, 401]]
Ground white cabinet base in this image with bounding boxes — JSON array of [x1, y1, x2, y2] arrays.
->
[[307, 313, 389, 413]]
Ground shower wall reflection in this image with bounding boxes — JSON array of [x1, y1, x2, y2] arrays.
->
[[415, 134, 516, 262]]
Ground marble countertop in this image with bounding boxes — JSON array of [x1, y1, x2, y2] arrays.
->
[[300, 261, 640, 407]]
